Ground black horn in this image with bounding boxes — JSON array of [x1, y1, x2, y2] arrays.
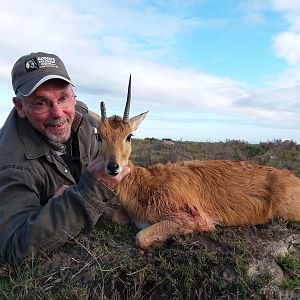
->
[[100, 101, 107, 121], [123, 74, 131, 122]]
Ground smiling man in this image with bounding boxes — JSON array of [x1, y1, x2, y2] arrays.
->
[[0, 52, 130, 264], [14, 81, 76, 142]]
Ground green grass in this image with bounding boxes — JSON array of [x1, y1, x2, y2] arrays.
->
[[1, 221, 300, 299], [278, 254, 300, 290]]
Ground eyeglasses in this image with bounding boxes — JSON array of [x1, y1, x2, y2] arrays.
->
[[22, 94, 76, 114]]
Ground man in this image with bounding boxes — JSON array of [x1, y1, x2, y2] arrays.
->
[[0, 52, 130, 264]]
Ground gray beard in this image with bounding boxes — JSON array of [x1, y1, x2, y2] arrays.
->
[[44, 126, 72, 143]]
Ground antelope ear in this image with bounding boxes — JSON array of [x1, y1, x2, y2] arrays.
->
[[88, 110, 102, 128], [128, 111, 148, 131]]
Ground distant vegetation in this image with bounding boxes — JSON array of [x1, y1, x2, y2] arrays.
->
[[132, 138, 300, 177], [1, 138, 300, 299]]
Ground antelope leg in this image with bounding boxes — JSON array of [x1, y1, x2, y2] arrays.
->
[[135, 216, 215, 250]]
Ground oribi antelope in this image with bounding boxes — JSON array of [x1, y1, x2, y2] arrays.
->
[[88, 76, 300, 250]]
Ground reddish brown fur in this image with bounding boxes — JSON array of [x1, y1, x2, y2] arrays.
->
[[93, 115, 300, 250]]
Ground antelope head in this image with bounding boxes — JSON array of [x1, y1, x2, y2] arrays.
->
[[88, 75, 148, 176]]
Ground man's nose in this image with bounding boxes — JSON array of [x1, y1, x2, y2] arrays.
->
[[50, 102, 64, 117]]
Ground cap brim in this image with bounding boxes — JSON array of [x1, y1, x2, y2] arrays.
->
[[18, 75, 74, 96]]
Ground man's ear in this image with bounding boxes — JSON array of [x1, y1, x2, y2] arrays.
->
[[13, 97, 27, 118]]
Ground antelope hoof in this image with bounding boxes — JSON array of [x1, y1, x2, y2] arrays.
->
[[135, 231, 165, 250]]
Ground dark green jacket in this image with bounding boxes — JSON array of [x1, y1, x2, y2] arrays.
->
[[0, 101, 116, 264]]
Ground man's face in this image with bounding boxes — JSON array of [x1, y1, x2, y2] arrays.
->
[[14, 80, 76, 143]]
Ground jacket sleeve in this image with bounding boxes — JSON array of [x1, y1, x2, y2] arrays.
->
[[0, 166, 117, 265]]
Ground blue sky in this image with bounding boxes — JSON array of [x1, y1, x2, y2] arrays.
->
[[0, 0, 299, 143]]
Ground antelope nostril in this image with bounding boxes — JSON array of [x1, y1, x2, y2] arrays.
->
[[107, 162, 119, 174]]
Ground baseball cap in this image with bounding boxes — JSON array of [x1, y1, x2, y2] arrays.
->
[[11, 52, 73, 96]]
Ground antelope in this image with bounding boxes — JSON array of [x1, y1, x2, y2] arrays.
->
[[88, 76, 300, 250]]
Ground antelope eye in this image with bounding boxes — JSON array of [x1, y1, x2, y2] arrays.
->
[[126, 134, 133, 142], [96, 133, 102, 142]]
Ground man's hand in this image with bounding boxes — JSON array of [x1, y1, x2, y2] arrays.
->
[[87, 157, 131, 189]]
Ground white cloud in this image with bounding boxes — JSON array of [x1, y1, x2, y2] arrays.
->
[[272, 0, 300, 13], [272, 32, 300, 65], [268, 0, 300, 98], [270, 1, 300, 54], [73, 55, 247, 116]]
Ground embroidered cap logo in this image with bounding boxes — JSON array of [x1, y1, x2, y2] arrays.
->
[[25, 58, 39, 72]]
